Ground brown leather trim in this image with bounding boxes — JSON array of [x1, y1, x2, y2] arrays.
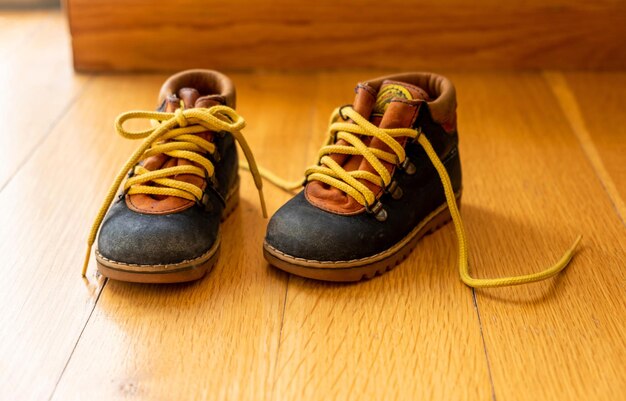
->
[[126, 194, 197, 215], [304, 189, 362, 216], [350, 100, 421, 213], [362, 72, 457, 133], [304, 85, 376, 214], [158, 69, 236, 108], [357, 82, 377, 98]]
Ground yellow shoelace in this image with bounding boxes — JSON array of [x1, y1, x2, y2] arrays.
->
[[82, 105, 267, 276], [305, 107, 418, 206], [262, 106, 581, 288]]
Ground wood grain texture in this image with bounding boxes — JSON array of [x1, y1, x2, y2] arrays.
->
[[271, 72, 492, 401], [0, 11, 87, 187], [0, 11, 91, 401], [50, 73, 319, 401], [0, 77, 126, 400], [448, 72, 626, 401], [48, 71, 493, 400], [555, 72, 626, 222], [66, 0, 626, 72], [2, 10, 626, 401]]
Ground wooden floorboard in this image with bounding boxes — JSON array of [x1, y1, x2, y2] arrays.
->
[[51, 73, 319, 401], [271, 72, 492, 401], [549, 72, 626, 223], [449, 72, 626, 401], [51, 71, 491, 401], [0, 11, 89, 401], [0, 75, 152, 400], [1, 10, 625, 401], [0, 11, 87, 188]]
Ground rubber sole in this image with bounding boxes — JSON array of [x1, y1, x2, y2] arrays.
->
[[264, 194, 461, 282], [95, 181, 240, 284]]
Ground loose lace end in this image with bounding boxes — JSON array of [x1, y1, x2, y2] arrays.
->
[[258, 189, 268, 218], [417, 133, 583, 289], [82, 244, 92, 277], [459, 234, 583, 289], [563, 234, 583, 265]]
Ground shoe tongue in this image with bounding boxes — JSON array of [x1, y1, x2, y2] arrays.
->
[[335, 79, 431, 172], [371, 80, 430, 123], [142, 87, 224, 202], [304, 80, 431, 214]]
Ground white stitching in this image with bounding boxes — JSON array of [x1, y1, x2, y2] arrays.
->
[[265, 192, 461, 266]]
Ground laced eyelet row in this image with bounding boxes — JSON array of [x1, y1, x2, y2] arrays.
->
[[365, 154, 419, 222]]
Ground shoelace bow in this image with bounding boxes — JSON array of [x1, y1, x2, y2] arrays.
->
[[254, 106, 581, 288], [82, 105, 267, 276]]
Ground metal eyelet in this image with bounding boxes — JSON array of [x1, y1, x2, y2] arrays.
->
[[400, 158, 416, 175], [117, 187, 130, 201], [403, 126, 423, 146], [200, 186, 226, 213], [366, 200, 388, 222], [199, 193, 213, 212], [386, 180, 403, 200], [337, 104, 353, 120], [209, 175, 219, 189]]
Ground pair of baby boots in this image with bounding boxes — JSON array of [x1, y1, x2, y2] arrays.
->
[[84, 69, 580, 287]]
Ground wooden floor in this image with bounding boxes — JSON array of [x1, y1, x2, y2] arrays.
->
[[0, 11, 624, 401]]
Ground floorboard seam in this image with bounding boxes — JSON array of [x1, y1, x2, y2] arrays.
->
[[271, 274, 290, 398], [472, 289, 497, 401], [0, 76, 95, 196], [47, 277, 108, 401], [543, 71, 626, 228]]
